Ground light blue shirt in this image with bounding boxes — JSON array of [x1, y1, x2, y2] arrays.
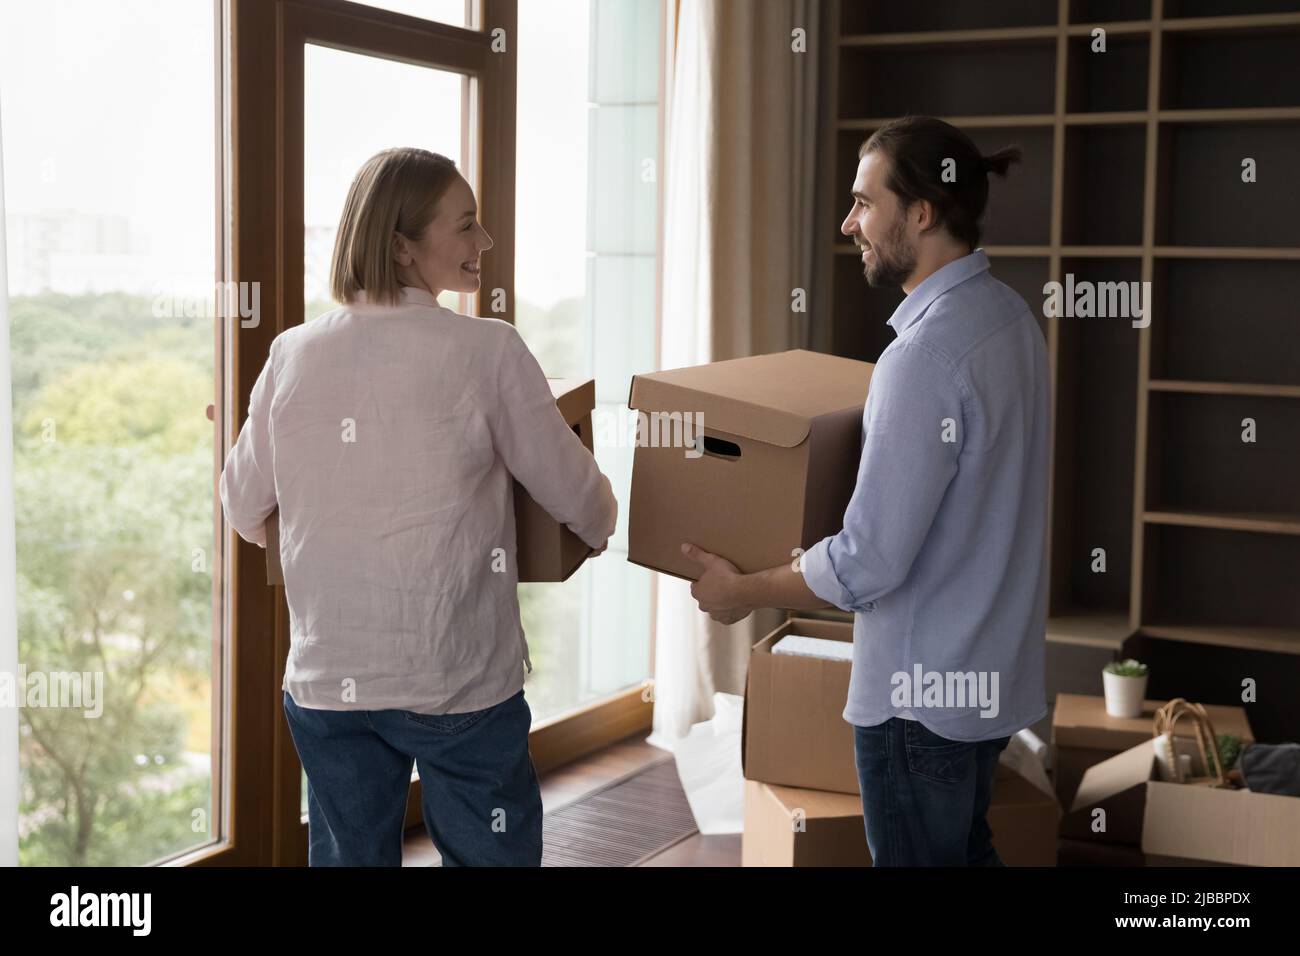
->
[[800, 249, 1049, 742]]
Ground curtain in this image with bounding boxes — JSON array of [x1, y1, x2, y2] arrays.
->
[[649, 0, 821, 747], [0, 91, 20, 867]]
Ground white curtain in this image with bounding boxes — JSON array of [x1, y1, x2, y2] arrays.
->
[[0, 92, 20, 867], [649, 0, 820, 748]]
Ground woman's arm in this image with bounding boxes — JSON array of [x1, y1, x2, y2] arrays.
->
[[488, 326, 617, 550], [219, 343, 279, 547]]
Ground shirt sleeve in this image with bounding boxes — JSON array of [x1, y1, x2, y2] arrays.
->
[[488, 325, 618, 550], [800, 341, 965, 612], [219, 341, 279, 548]]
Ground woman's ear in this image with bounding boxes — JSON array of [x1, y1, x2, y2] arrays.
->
[[391, 231, 413, 266]]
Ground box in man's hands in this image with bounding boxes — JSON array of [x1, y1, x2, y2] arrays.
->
[[627, 349, 874, 580]]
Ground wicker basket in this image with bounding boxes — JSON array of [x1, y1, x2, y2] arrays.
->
[[1152, 698, 1227, 787]]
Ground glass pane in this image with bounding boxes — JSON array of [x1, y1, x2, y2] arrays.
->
[[1, 0, 217, 865], [354, 0, 472, 28], [514, 0, 659, 723], [304, 44, 470, 321]]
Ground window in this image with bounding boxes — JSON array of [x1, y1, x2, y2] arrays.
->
[[2, 0, 220, 865], [513, 0, 661, 722]]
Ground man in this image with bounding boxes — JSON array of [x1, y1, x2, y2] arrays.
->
[[683, 116, 1049, 867]]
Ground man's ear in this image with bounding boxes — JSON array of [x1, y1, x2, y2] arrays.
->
[[912, 198, 939, 233]]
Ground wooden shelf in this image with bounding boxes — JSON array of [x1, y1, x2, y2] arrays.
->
[[819, 0, 1300, 695], [1141, 625, 1300, 656], [1047, 613, 1130, 649], [840, 26, 1059, 47], [1148, 380, 1300, 398], [1152, 247, 1300, 259], [1157, 106, 1300, 123], [1161, 11, 1300, 33], [1144, 509, 1300, 535]]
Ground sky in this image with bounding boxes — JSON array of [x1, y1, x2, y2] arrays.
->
[[1, 0, 592, 309]]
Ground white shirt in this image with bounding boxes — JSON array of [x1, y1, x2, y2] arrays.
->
[[219, 286, 617, 714]]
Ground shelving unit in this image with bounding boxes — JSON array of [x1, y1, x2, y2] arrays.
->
[[812, 0, 1300, 739]]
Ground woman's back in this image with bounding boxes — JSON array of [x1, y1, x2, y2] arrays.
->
[[222, 286, 616, 715]]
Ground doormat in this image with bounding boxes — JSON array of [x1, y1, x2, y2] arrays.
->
[[541, 756, 699, 866]]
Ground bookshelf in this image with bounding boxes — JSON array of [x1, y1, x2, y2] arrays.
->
[[813, 0, 1300, 739]]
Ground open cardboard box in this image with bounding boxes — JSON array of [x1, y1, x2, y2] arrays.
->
[[627, 349, 873, 580], [1051, 692, 1254, 815], [1068, 737, 1300, 866], [263, 378, 597, 586], [742, 616, 859, 795]]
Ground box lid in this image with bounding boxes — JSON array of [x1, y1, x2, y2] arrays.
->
[[1052, 693, 1254, 751], [548, 378, 595, 427], [627, 349, 873, 448]]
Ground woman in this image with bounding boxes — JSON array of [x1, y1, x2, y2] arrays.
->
[[219, 147, 618, 866]]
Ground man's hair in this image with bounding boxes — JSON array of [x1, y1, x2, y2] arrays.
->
[[860, 116, 1022, 249], [330, 147, 461, 306]]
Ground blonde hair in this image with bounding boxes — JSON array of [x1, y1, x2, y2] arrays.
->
[[330, 147, 461, 306]]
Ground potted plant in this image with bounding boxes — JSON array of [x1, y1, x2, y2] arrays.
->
[[1102, 658, 1149, 718]]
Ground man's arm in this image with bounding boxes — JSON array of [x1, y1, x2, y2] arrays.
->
[[681, 543, 831, 625]]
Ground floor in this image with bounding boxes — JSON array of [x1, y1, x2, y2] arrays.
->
[[400, 733, 741, 866]]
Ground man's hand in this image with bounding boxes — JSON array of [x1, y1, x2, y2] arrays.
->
[[681, 543, 753, 625]]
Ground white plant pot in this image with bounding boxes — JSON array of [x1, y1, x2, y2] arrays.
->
[[1103, 670, 1148, 718]]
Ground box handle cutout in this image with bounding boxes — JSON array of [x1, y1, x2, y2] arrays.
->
[[699, 435, 741, 460]]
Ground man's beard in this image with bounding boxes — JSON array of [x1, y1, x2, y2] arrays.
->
[[861, 215, 916, 289]]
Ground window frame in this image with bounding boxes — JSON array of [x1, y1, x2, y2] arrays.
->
[[193, 0, 656, 867]]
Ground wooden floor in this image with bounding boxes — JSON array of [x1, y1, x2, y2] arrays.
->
[[401, 733, 741, 866]]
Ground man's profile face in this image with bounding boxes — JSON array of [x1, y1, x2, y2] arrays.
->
[[840, 150, 918, 289]]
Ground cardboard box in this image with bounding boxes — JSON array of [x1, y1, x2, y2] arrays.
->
[[1069, 738, 1300, 866], [743, 763, 1060, 867], [627, 349, 873, 579], [1052, 692, 1254, 824], [742, 616, 858, 795], [742, 780, 869, 866], [262, 379, 596, 587], [514, 378, 596, 582]]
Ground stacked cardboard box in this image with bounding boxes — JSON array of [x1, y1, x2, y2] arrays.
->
[[741, 617, 1061, 867]]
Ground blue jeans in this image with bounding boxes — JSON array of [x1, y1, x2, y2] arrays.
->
[[853, 717, 1011, 867], [282, 689, 543, 867]]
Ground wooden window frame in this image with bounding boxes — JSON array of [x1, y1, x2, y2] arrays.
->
[[185, 0, 650, 867]]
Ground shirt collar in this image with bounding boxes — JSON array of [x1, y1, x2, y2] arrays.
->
[[352, 286, 442, 308], [886, 249, 990, 335]]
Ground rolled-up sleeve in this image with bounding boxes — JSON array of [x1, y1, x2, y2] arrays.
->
[[219, 342, 279, 548], [489, 325, 617, 550], [800, 342, 965, 612]]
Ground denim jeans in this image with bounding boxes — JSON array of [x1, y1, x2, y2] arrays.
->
[[853, 717, 1011, 867], [282, 688, 543, 867]]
